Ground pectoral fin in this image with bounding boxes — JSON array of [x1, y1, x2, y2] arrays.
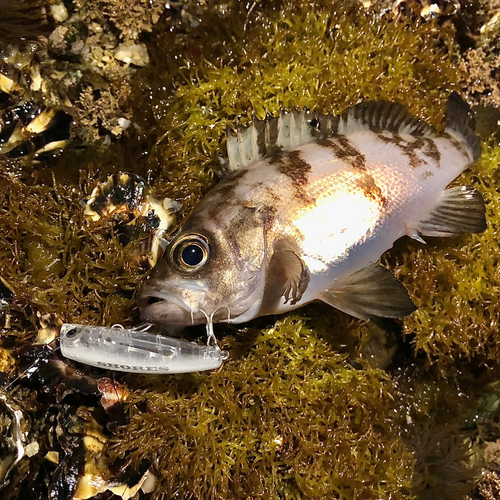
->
[[267, 240, 310, 305], [417, 186, 486, 237], [319, 264, 416, 320]]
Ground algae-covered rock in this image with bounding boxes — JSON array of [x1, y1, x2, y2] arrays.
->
[[1, 1, 500, 499]]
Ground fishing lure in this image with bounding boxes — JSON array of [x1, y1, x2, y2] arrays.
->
[[59, 323, 228, 373]]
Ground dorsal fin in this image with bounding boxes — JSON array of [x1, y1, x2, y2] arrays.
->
[[226, 101, 435, 171], [226, 109, 321, 171], [338, 101, 435, 137]]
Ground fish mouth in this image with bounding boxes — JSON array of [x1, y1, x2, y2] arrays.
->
[[138, 280, 229, 326], [138, 283, 196, 325]]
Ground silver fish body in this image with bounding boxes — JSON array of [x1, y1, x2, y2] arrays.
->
[[139, 94, 485, 326]]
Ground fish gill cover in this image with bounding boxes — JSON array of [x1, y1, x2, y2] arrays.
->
[[0, 0, 500, 499]]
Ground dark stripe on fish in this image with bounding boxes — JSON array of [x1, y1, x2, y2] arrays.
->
[[254, 119, 267, 157], [271, 150, 313, 203], [422, 138, 441, 164], [210, 169, 248, 199], [317, 136, 366, 170], [247, 114, 282, 160], [442, 133, 470, 160], [377, 133, 425, 169], [267, 116, 279, 155], [376, 133, 442, 169]]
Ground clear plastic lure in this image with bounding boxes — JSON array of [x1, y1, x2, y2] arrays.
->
[[60, 324, 228, 374]]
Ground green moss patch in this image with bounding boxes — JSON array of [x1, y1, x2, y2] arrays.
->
[[110, 317, 415, 500], [0, 167, 148, 336]]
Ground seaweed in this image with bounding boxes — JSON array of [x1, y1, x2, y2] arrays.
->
[[109, 317, 416, 500], [0, 165, 149, 337]]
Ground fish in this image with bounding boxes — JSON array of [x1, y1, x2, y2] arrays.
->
[[138, 93, 486, 330]]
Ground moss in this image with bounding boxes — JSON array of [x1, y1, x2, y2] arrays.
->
[[110, 317, 415, 500], [0, 165, 148, 337]]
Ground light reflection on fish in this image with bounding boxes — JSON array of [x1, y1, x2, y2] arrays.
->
[[138, 94, 486, 328]]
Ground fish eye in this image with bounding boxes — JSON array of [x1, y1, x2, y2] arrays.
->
[[170, 233, 210, 273], [181, 244, 204, 266]]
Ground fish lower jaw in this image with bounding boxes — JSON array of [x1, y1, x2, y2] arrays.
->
[[137, 292, 193, 325], [138, 294, 225, 327]]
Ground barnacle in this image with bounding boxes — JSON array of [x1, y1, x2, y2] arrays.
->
[[0, 74, 72, 161], [83, 171, 179, 268], [84, 172, 149, 221]]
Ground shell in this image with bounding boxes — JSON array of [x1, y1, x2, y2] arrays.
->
[[83, 172, 180, 269], [0, 74, 71, 160]]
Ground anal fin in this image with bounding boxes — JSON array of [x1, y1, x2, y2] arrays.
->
[[417, 185, 486, 237], [319, 264, 416, 320]]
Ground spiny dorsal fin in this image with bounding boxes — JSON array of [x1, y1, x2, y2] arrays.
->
[[338, 101, 435, 138], [226, 109, 320, 171], [226, 101, 435, 171]]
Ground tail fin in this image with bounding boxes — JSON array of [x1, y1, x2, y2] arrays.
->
[[445, 93, 481, 163]]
